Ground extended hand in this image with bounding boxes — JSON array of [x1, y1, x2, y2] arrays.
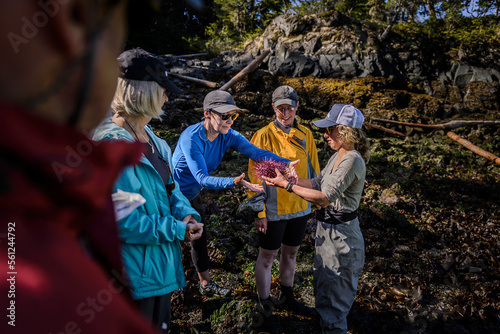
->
[[234, 173, 264, 192], [261, 168, 287, 188]]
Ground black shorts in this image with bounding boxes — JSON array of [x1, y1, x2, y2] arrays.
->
[[259, 215, 309, 250]]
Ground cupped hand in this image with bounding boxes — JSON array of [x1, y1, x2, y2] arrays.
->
[[261, 168, 288, 188], [242, 180, 264, 192], [286, 159, 300, 184], [185, 221, 203, 241], [254, 217, 268, 234]]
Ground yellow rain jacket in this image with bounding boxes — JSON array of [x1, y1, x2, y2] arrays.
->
[[248, 121, 320, 221]]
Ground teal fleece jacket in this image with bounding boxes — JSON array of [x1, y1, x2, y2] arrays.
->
[[93, 118, 200, 299]]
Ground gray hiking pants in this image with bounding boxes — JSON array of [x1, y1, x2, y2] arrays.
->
[[314, 219, 365, 334]]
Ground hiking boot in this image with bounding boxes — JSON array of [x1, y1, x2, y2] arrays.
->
[[253, 297, 281, 334], [254, 313, 280, 334], [278, 284, 315, 316], [199, 281, 231, 297]]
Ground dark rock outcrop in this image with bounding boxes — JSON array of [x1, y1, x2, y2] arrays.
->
[[210, 12, 499, 89]]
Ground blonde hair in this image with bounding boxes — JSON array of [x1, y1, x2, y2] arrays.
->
[[111, 78, 164, 119], [337, 125, 371, 162]]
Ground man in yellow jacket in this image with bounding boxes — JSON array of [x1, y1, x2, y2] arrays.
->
[[248, 85, 320, 333]]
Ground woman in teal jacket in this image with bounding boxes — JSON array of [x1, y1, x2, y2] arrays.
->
[[93, 48, 203, 333]]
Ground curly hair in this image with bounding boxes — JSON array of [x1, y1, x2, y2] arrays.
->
[[111, 78, 164, 119], [337, 125, 371, 162]]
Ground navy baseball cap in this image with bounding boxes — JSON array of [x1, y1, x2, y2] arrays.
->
[[117, 48, 182, 95]]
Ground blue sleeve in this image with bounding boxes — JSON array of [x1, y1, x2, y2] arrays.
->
[[229, 130, 290, 164], [114, 167, 187, 244], [178, 131, 235, 190]]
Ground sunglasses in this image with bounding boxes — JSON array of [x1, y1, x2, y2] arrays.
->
[[326, 126, 335, 134], [211, 110, 239, 121], [275, 106, 296, 114]]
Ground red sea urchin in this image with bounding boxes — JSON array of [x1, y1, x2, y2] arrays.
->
[[252, 158, 290, 181]]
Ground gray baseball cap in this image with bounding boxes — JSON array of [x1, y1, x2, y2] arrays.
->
[[312, 104, 364, 129], [203, 90, 242, 113], [272, 85, 298, 108]]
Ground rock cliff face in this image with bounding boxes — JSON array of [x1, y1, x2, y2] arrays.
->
[[210, 12, 499, 110]]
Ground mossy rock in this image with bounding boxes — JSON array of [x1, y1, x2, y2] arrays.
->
[[209, 299, 256, 334]]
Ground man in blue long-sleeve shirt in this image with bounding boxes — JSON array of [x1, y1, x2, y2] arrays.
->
[[172, 90, 290, 297]]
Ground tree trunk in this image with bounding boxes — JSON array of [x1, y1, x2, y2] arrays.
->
[[426, 0, 436, 19], [380, 1, 401, 42], [219, 49, 271, 91]]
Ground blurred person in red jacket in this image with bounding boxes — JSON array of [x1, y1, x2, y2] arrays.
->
[[0, 1, 163, 333]]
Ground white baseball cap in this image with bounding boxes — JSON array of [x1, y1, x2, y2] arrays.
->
[[312, 104, 364, 129]]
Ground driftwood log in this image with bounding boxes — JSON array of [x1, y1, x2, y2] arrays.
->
[[219, 49, 271, 91], [447, 131, 500, 165], [371, 118, 500, 130], [370, 118, 499, 165], [170, 53, 208, 58], [169, 73, 219, 88], [364, 122, 406, 137]]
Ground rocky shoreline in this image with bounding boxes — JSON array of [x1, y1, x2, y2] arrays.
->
[[153, 12, 500, 334]]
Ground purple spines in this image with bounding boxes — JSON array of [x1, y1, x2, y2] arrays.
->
[[252, 158, 289, 181]]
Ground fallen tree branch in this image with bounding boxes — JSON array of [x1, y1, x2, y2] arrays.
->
[[219, 49, 271, 91], [364, 122, 406, 137], [169, 73, 219, 88], [188, 65, 210, 70], [170, 53, 208, 58], [372, 118, 500, 130], [447, 131, 500, 165]]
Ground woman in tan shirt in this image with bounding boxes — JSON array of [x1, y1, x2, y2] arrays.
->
[[261, 104, 370, 334]]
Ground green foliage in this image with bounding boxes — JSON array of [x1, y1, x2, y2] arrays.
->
[[392, 14, 500, 63], [291, 0, 337, 16], [367, 0, 387, 22], [334, 0, 371, 20], [205, 0, 288, 53], [124, 1, 500, 57], [205, 20, 241, 52], [209, 299, 254, 332], [446, 15, 500, 58]]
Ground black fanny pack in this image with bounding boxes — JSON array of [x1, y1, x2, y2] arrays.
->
[[316, 207, 357, 225]]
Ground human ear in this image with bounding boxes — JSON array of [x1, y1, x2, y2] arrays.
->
[[204, 110, 211, 119], [45, 0, 102, 57]]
